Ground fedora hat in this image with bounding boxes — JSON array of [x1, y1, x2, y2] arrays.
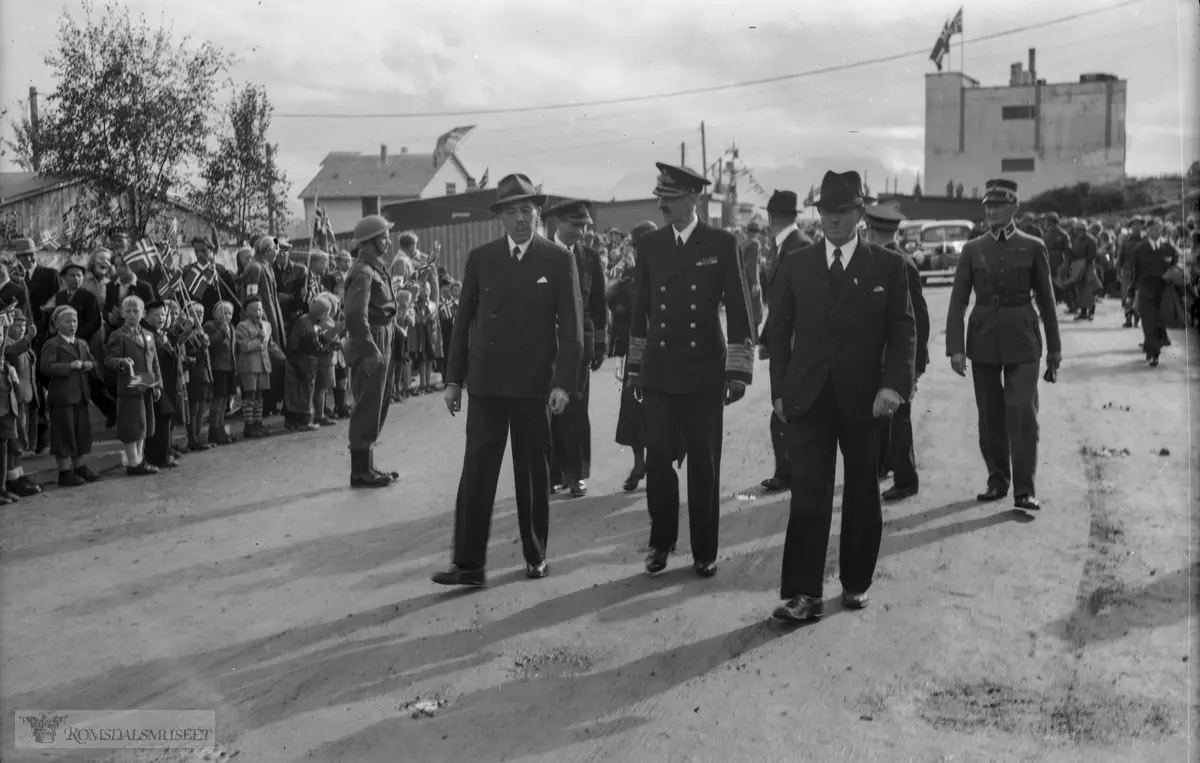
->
[[766, 190, 799, 215], [11, 237, 38, 256], [814, 171, 873, 212], [490, 173, 547, 213]]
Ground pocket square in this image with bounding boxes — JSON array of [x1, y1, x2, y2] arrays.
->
[[873, 285, 885, 293], [697, 257, 718, 267], [536, 276, 549, 284]]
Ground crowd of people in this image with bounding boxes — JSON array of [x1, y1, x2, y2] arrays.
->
[[0, 228, 464, 502]]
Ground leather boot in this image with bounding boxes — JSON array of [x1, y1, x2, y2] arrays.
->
[[368, 449, 399, 481], [351, 450, 390, 488]]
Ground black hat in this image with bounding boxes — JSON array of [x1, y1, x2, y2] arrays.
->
[[546, 199, 593, 225], [243, 294, 262, 307], [766, 190, 799, 215], [982, 178, 1019, 205], [815, 171, 873, 212], [864, 205, 906, 233], [59, 260, 87, 277], [489, 173, 547, 213], [653, 162, 710, 198], [144, 299, 167, 312]]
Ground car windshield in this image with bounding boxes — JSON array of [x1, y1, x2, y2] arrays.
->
[[921, 225, 972, 244]]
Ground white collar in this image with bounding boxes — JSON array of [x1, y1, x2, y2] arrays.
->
[[1150, 237, 1166, 248], [507, 235, 534, 261], [824, 235, 859, 269], [774, 223, 798, 250], [672, 215, 700, 246]]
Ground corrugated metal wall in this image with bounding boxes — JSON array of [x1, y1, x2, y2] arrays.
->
[[396, 219, 505, 280]]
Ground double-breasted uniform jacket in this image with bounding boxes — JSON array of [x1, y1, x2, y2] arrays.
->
[[342, 253, 397, 368], [767, 235, 916, 421], [54, 288, 102, 343], [887, 241, 931, 376], [105, 324, 162, 397], [758, 227, 812, 350], [555, 238, 607, 391], [445, 235, 583, 398], [945, 223, 1061, 366], [627, 221, 755, 394], [39, 334, 94, 405]]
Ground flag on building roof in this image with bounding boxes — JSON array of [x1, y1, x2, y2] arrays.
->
[[948, 7, 963, 35], [433, 125, 475, 168], [930, 8, 963, 72]]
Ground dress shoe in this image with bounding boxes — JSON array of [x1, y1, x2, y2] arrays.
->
[[623, 468, 645, 492], [431, 566, 486, 587], [694, 561, 717, 578], [8, 476, 42, 497], [842, 590, 870, 609], [525, 561, 549, 579], [760, 476, 790, 492], [550, 484, 564, 495], [1014, 495, 1041, 511], [315, 416, 337, 426], [570, 481, 587, 497], [0, 493, 13, 505], [127, 462, 158, 476], [1122, 317, 1133, 328], [645, 550, 669, 576], [1148, 355, 1159, 368], [882, 483, 919, 502], [74, 465, 100, 483], [188, 441, 213, 452], [58, 470, 86, 488], [773, 595, 823, 622], [977, 484, 1008, 502]]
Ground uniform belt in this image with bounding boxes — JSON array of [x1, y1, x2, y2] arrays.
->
[[984, 295, 1031, 308]]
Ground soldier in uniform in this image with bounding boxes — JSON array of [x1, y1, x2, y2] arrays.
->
[[1116, 216, 1144, 328], [863, 205, 929, 501], [547, 200, 607, 498], [1041, 212, 1071, 305], [1068, 219, 1100, 321], [342, 215, 399, 489], [626, 162, 755, 579], [946, 179, 1061, 513], [1129, 218, 1180, 367], [756, 190, 812, 492]]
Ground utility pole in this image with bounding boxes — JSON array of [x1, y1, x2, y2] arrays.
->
[[680, 142, 686, 166], [28, 87, 41, 172], [700, 122, 708, 181]]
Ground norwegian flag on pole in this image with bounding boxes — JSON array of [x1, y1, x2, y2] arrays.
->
[[124, 239, 159, 272], [183, 265, 215, 301]]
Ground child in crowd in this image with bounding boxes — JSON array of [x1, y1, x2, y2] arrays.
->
[[235, 296, 274, 438], [144, 300, 180, 469], [314, 294, 343, 426], [3, 311, 41, 498], [0, 309, 21, 504], [40, 305, 100, 487], [205, 301, 236, 445], [283, 294, 330, 432], [392, 289, 415, 402], [411, 280, 438, 393], [438, 280, 458, 371], [105, 295, 161, 476], [183, 302, 214, 450]]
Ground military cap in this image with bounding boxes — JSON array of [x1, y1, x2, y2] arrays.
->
[[1046, 212, 1060, 224], [767, 190, 800, 215], [982, 178, 1019, 205], [864, 204, 907, 233], [546, 199, 593, 225], [653, 162, 710, 198]]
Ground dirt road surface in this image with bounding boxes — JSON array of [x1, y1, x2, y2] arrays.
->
[[2, 290, 1195, 763]]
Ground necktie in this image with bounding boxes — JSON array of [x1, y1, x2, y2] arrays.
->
[[512, 246, 521, 263], [830, 247, 845, 293], [676, 235, 684, 252]]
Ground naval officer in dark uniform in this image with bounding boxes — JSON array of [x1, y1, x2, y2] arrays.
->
[[946, 178, 1061, 512], [433, 174, 583, 587], [343, 215, 400, 488], [547, 199, 607, 498], [626, 162, 755, 579], [862, 205, 930, 501], [756, 189, 812, 492]]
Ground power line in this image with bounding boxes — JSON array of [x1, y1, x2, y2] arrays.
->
[[275, 0, 1143, 120]]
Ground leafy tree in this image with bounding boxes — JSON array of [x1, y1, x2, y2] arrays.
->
[[1186, 160, 1200, 188], [189, 84, 290, 239], [19, 0, 231, 238]]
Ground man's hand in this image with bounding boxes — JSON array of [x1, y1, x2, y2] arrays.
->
[[757, 345, 769, 361], [950, 352, 968, 377], [590, 352, 604, 372], [70, 359, 84, 370], [444, 384, 462, 416], [872, 388, 904, 418], [773, 397, 787, 424], [1044, 351, 1062, 384], [723, 380, 747, 406], [359, 352, 383, 378], [549, 387, 570, 415], [152, 387, 162, 401], [82, 361, 95, 372]]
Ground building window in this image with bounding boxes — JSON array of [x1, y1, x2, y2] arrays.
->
[[1001, 158, 1036, 172], [1002, 105, 1036, 120], [445, 182, 457, 196]]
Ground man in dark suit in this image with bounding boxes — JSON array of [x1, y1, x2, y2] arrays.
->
[[433, 174, 583, 586], [863, 206, 930, 501], [756, 190, 813, 492], [13, 237, 61, 453], [626, 162, 755, 579], [946, 178, 1061, 512], [104, 253, 158, 331], [547, 199, 606, 498], [1129, 218, 1180, 367], [767, 171, 916, 623], [54, 263, 103, 345], [183, 235, 240, 323]]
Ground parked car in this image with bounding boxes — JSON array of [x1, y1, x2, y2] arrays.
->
[[913, 220, 974, 281]]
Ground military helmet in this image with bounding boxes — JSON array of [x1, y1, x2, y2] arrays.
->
[[351, 215, 394, 246]]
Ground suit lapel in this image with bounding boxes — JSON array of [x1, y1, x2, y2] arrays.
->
[[803, 244, 835, 308], [834, 236, 874, 311], [489, 237, 530, 311]]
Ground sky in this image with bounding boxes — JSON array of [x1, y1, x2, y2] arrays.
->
[[2, 0, 1197, 222]]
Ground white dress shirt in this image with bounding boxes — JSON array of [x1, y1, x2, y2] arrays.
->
[[672, 214, 700, 247], [507, 235, 534, 261], [774, 223, 798, 252], [824, 235, 859, 270]]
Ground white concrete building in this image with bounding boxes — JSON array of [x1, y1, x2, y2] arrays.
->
[[924, 49, 1126, 200], [298, 144, 475, 236]]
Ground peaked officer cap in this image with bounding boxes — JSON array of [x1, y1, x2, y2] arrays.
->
[[982, 178, 1020, 205], [545, 199, 593, 224], [863, 205, 907, 232], [653, 162, 710, 198]]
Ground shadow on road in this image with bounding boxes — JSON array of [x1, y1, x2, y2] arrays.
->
[[1047, 564, 1198, 646]]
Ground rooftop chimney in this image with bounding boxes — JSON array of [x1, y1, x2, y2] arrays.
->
[[380, 144, 388, 164], [400, 146, 408, 154], [1009, 63, 1023, 87], [1028, 48, 1037, 83]]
